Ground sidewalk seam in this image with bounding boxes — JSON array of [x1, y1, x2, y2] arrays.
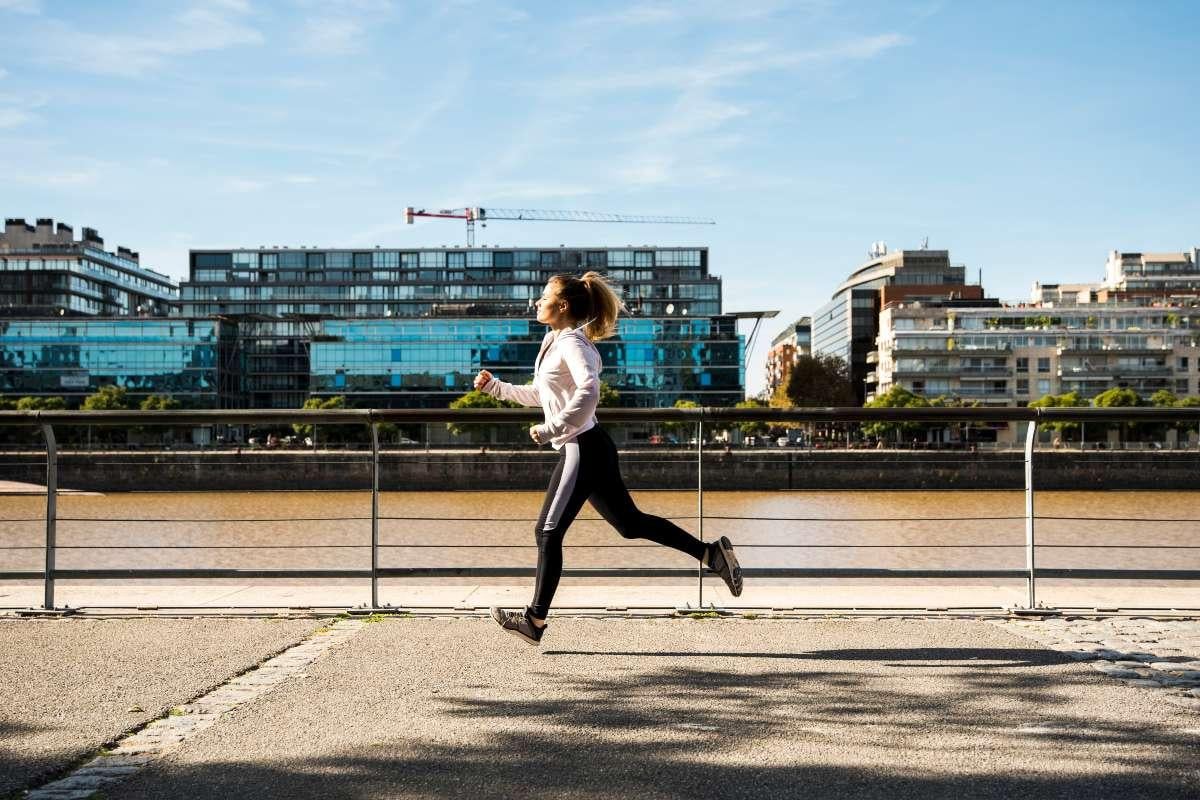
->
[[22, 617, 365, 800]]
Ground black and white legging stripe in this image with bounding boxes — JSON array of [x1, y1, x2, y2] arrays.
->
[[530, 425, 708, 618]]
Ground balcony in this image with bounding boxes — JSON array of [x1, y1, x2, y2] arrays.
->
[[958, 366, 1011, 377], [865, 350, 879, 365]]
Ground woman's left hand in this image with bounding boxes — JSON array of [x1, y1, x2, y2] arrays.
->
[[529, 426, 545, 445]]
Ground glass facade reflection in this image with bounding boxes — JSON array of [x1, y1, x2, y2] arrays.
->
[[310, 317, 743, 408], [0, 319, 224, 406], [182, 246, 742, 409]]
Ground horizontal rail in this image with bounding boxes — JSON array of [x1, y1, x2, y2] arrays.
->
[[3, 568, 1199, 580], [4, 405, 1200, 426]]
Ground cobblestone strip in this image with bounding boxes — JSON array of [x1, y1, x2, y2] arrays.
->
[[25, 618, 364, 800], [995, 616, 1200, 711]]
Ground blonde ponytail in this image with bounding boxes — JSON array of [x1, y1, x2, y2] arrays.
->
[[579, 270, 624, 341]]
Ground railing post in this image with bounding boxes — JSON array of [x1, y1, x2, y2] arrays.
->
[[1024, 419, 1036, 609], [697, 418, 704, 609], [42, 424, 57, 610], [370, 421, 380, 610]]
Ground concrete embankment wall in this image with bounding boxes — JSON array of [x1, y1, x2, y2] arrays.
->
[[2, 449, 1200, 492]]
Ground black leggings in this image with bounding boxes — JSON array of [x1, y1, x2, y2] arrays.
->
[[529, 425, 708, 618]]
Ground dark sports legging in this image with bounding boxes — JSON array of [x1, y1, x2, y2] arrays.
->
[[529, 425, 708, 618]]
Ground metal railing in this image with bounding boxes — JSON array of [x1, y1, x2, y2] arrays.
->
[[3, 405, 1200, 613]]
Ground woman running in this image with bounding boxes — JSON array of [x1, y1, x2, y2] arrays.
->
[[474, 271, 742, 645]]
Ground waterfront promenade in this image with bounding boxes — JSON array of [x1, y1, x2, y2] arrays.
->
[[3, 613, 1200, 799]]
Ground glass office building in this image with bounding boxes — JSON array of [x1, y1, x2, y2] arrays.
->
[[310, 316, 742, 408], [0, 319, 225, 406], [182, 246, 743, 408]]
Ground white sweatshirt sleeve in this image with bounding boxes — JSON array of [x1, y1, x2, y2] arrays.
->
[[542, 333, 600, 438], [483, 376, 541, 407]]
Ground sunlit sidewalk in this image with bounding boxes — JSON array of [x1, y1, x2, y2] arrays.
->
[[5, 615, 1199, 800]]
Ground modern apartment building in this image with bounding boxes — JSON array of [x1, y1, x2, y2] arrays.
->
[[179, 245, 743, 408], [872, 247, 1200, 442], [0, 218, 177, 317], [811, 246, 983, 403], [765, 316, 811, 398]]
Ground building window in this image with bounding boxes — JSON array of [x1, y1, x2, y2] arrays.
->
[[1037, 379, 1051, 395], [1037, 357, 1051, 373], [1179, 356, 1189, 371], [1016, 378, 1029, 395], [1016, 357, 1029, 372], [1176, 379, 1190, 394]]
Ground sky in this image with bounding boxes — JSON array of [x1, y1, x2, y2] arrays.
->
[[2, 0, 1198, 395]]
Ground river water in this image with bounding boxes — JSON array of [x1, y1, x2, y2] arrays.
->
[[2, 490, 1198, 574]]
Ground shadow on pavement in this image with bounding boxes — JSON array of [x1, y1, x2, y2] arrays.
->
[[540, 646, 1068, 667]]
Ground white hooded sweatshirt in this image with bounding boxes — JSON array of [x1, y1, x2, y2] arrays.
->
[[483, 325, 601, 449]]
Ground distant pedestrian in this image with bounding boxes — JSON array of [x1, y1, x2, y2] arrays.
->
[[474, 272, 742, 645]]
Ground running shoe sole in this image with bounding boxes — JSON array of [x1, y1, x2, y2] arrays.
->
[[490, 606, 543, 646], [713, 536, 743, 597]]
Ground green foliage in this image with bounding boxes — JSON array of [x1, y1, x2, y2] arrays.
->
[[446, 390, 517, 437], [1092, 387, 1141, 408], [861, 385, 928, 441], [1150, 390, 1178, 408], [780, 354, 856, 407], [139, 394, 181, 411], [598, 380, 620, 408], [82, 385, 132, 410], [16, 396, 67, 410], [1028, 390, 1088, 434], [664, 399, 700, 434], [293, 395, 347, 439], [734, 398, 770, 436]]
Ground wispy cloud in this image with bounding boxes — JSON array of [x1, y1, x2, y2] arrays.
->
[[297, 17, 365, 55], [554, 34, 910, 94], [0, 68, 9, 80], [221, 177, 268, 193], [0, 108, 34, 128], [293, 0, 396, 55], [33, 1, 263, 77], [575, 0, 792, 28], [0, 0, 41, 14]]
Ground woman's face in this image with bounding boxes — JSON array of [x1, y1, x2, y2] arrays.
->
[[535, 281, 569, 327]]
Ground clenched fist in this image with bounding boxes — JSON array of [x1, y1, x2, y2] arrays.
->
[[473, 370, 494, 391]]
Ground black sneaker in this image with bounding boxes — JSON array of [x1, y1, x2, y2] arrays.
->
[[490, 607, 545, 645], [708, 536, 743, 597]]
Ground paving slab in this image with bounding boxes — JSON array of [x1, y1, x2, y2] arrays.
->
[[106, 618, 1200, 800], [0, 617, 323, 796]]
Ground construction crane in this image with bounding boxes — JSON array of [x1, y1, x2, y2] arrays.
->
[[404, 206, 715, 246]]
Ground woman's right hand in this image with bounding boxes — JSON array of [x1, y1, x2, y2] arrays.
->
[[473, 370, 494, 391]]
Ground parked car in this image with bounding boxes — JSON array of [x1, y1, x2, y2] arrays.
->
[[777, 437, 789, 447]]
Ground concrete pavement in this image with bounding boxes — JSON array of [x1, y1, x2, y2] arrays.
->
[[5, 615, 1200, 799]]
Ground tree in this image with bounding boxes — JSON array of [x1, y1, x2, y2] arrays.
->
[[598, 380, 620, 408], [82, 385, 132, 410], [16, 396, 67, 410], [1028, 390, 1088, 437], [734, 398, 770, 437], [861, 385, 928, 443], [446, 390, 518, 439], [664, 399, 699, 436], [0, 396, 14, 411], [293, 396, 352, 443], [778, 354, 856, 407], [1092, 386, 1142, 440], [1150, 390, 1178, 407], [139, 394, 181, 411]]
